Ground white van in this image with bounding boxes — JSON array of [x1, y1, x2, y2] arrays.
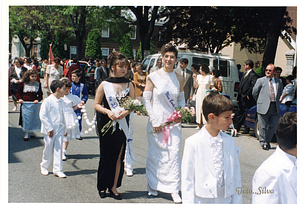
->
[[142, 51, 240, 106]]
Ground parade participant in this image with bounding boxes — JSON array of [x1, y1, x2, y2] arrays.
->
[[44, 57, 63, 96], [133, 63, 148, 103], [181, 92, 242, 204], [61, 78, 83, 161], [39, 80, 67, 178], [252, 112, 297, 204], [70, 69, 88, 137], [194, 64, 214, 129], [9, 57, 27, 111], [143, 43, 185, 203], [16, 69, 43, 140], [94, 52, 134, 200]]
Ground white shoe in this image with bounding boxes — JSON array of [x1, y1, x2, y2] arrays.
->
[[41, 167, 49, 176], [147, 184, 158, 196], [54, 172, 67, 178], [126, 170, 133, 177], [62, 153, 67, 161], [171, 193, 182, 204], [12, 106, 17, 111]]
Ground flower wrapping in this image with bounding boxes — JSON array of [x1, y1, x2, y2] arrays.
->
[[150, 109, 182, 146], [101, 96, 147, 136]]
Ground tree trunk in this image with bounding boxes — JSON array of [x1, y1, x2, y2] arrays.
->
[[261, 7, 286, 76]]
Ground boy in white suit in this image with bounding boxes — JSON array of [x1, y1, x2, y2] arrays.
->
[[252, 112, 297, 204], [40, 80, 67, 178], [181, 92, 242, 204]]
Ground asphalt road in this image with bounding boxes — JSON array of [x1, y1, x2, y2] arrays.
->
[[7, 84, 277, 204]]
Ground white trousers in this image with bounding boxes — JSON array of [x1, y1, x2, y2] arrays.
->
[[40, 132, 63, 174]]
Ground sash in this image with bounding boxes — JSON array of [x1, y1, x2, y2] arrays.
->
[[149, 72, 177, 111], [149, 72, 179, 146], [102, 81, 137, 161]]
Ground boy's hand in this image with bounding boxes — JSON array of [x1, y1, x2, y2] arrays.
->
[[80, 100, 85, 105], [48, 130, 54, 138], [33, 100, 39, 104], [18, 99, 24, 104]]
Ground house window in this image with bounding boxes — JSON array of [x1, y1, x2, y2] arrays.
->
[[129, 25, 136, 40], [102, 26, 110, 38], [101, 48, 109, 60]]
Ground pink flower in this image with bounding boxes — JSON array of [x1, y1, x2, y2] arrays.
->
[[191, 107, 195, 116], [184, 106, 189, 111]]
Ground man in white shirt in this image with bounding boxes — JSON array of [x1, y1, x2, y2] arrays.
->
[[252, 112, 297, 204]]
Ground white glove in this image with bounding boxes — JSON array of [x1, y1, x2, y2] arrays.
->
[[143, 91, 161, 127]]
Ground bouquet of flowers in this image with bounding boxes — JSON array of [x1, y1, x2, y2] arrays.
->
[[178, 106, 196, 124], [150, 109, 182, 146], [101, 96, 147, 136]]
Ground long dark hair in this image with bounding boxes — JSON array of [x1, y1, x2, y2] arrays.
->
[[22, 69, 38, 84]]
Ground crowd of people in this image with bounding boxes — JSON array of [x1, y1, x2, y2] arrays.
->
[[8, 44, 297, 204]]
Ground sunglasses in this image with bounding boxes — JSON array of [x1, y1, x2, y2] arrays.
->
[[265, 69, 274, 72]]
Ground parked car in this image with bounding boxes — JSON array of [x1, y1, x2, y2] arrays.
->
[[84, 66, 96, 95], [142, 50, 240, 106], [63, 59, 90, 77], [244, 103, 297, 139]]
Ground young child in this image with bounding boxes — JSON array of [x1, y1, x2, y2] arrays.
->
[[70, 69, 88, 139], [39, 80, 67, 178], [252, 112, 297, 204], [279, 75, 295, 112], [61, 78, 83, 161], [181, 92, 242, 204], [17, 69, 43, 140]]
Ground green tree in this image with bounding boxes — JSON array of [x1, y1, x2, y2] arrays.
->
[[85, 29, 102, 59], [137, 42, 142, 61], [40, 38, 49, 60], [9, 6, 72, 57], [119, 33, 133, 59], [167, 6, 296, 74]]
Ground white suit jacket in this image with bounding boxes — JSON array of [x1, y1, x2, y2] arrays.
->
[[39, 94, 66, 135], [181, 127, 242, 203], [252, 146, 297, 204]]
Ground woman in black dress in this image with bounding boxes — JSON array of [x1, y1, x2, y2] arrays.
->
[[94, 52, 134, 200]]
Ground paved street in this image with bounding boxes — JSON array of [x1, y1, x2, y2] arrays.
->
[[7, 86, 277, 204]]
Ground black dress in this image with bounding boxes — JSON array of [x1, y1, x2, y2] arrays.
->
[[96, 77, 131, 195]]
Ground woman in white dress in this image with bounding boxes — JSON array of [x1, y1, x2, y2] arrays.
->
[[143, 44, 185, 203], [44, 57, 63, 95], [194, 64, 214, 129]]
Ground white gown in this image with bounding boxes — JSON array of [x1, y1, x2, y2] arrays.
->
[[62, 93, 81, 140], [145, 69, 185, 193]]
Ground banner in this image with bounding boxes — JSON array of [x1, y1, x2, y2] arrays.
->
[[22, 102, 42, 131]]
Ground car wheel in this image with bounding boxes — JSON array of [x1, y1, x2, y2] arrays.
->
[[254, 118, 259, 139]]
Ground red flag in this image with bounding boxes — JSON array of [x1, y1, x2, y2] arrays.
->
[[48, 44, 54, 64]]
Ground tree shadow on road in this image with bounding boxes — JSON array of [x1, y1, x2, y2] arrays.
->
[[8, 127, 44, 164]]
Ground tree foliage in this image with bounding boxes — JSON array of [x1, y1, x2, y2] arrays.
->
[[85, 29, 102, 59], [119, 33, 133, 59]]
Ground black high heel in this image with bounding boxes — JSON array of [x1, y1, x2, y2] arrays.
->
[[109, 189, 122, 200], [99, 190, 106, 198]]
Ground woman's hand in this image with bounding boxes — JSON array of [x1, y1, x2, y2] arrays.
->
[[153, 126, 163, 133], [118, 110, 130, 120], [18, 99, 24, 104], [173, 117, 181, 123], [107, 110, 118, 121], [33, 100, 38, 104], [44, 83, 48, 88]]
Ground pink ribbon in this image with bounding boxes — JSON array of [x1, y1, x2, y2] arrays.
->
[[162, 110, 181, 146]]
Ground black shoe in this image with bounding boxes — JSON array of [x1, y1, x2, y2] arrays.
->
[[267, 143, 271, 149], [76, 137, 82, 140], [109, 190, 122, 200], [99, 190, 106, 198], [262, 144, 269, 150]]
